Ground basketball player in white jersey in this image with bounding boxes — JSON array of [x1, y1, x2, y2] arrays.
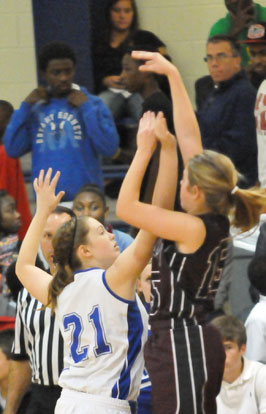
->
[[14, 111, 176, 414]]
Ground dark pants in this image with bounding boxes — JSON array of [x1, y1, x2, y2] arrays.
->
[[22, 383, 62, 414], [146, 323, 225, 414]]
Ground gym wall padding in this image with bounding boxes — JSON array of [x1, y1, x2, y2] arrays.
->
[[32, 0, 93, 92]]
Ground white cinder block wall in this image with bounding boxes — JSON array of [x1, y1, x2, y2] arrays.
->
[[0, 0, 37, 108], [1, 0, 266, 108]]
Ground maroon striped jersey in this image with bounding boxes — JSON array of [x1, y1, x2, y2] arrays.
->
[[150, 213, 230, 328]]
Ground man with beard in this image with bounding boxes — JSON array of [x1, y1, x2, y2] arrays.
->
[[243, 22, 266, 188]]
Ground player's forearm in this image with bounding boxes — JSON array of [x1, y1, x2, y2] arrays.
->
[[152, 137, 177, 210], [168, 67, 202, 164], [4, 360, 31, 414], [16, 211, 48, 275], [116, 147, 152, 221]]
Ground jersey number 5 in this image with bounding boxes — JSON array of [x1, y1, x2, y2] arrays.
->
[[63, 305, 112, 363]]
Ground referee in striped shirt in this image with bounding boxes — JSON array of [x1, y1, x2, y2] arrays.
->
[[4, 206, 75, 414]]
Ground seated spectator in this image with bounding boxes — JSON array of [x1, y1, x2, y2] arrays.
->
[[4, 42, 119, 204], [0, 100, 31, 240], [209, 0, 266, 66], [92, 0, 142, 121], [92, 0, 169, 122], [0, 329, 14, 414], [72, 183, 133, 251], [120, 47, 173, 129], [197, 35, 258, 188], [249, 219, 266, 305], [212, 315, 266, 413], [194, 75, 214, 111], [128, 30, 172, 99], [241, 23, 266, 188], [195, 16, 266, 110], [0, 191, 21, 316], [243, 22, 266, 89], [245, 254, 266, 363], [256, 221, 266, 255], [120, 46, 183, 208]]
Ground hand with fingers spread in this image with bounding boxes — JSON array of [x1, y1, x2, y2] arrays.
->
[[154, 112, 176, 148], [136, 111, 157, 155], [34, 168, 65, 215], [131, 51, 176, 77]]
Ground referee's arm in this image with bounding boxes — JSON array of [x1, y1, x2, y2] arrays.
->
[[4, 359, 31, 414]]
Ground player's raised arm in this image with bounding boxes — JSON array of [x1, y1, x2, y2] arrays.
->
[[132, 51, 202, 165], [116, 111, 184, 243], [15, 169, 65, 305], [108, 111, 179, 300], [106, 112, 157, 298]]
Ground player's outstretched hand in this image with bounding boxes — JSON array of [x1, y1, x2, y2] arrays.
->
[[136, 111, 157, 155], [33, 168, 65, 216], [131, 51, 176, 77], [155, 112, 176, 147]]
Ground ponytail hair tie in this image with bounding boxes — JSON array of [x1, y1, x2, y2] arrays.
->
[[231, 185, 239, 195]]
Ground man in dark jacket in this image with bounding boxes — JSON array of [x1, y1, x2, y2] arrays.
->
[[197, 35, 258, 188]]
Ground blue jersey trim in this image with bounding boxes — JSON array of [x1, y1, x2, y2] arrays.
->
[[74, 267, 101, 276], [102, 272, 136, 304], [112, 302, 144, 399]]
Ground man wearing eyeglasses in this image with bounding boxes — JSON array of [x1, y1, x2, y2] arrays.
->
[[197, 34, 258, 188], [209, 0, 266, 66]]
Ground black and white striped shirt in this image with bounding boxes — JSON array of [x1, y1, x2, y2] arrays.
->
[[12, 288, 64, 386]]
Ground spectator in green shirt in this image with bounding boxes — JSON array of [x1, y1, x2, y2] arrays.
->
[[209, 1, 266, 66]]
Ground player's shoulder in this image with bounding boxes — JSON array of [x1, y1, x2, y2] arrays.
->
[[72, 268, 104, 286]]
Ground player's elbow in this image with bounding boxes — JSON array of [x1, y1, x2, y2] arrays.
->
[[116, 200, 135, 224], [15, 260, 25, 284], [116, 201, 127, 222]]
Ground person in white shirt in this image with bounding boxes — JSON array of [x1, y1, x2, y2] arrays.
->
[[245, 254, 266, 363], [212, 315, 266, 414], [241, 22, 266, 188]]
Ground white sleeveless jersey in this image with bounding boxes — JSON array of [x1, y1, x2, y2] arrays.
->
[[55, 268, 148, 401]]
